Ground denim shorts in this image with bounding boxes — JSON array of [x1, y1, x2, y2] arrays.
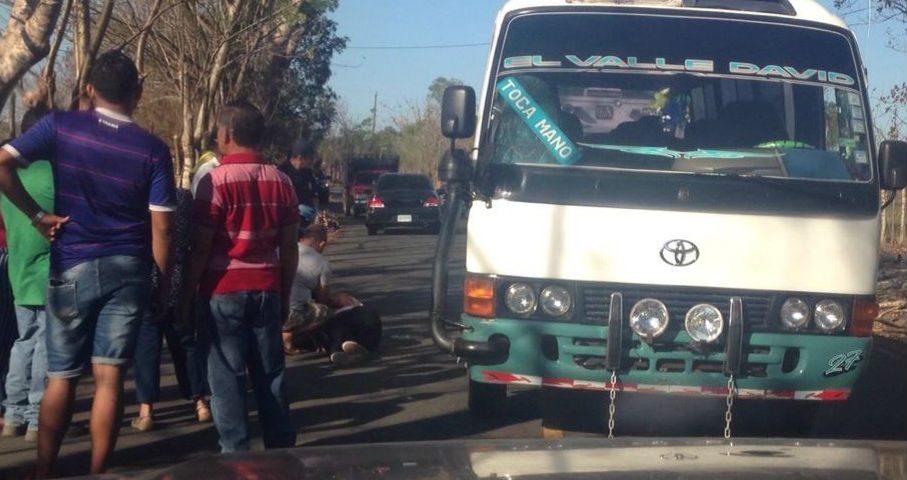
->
[[46, 255, 151, 378]]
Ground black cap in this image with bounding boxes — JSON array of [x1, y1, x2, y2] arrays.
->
[[291, 138, 315, 157]]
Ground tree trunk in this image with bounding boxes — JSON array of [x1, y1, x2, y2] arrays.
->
[[42, 0, 74, 110], [900, 189, 906, 252], [75, 0, 115, 97], [179, 46, 195, 189], [881, 196, 889, 248], [190, 1, 244, 150], [135, 0, 167, 76], [0, 0, 66, 117], [255, 0, 303, 118], [73, 0, 90, 91]]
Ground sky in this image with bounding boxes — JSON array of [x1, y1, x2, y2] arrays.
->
[[328, 0, 906, 129]]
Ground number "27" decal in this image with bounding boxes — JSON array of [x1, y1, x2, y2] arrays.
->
[[824, 350, 864, 377]]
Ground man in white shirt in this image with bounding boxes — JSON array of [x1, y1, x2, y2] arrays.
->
[[284, 225, 377, 364], [290, 225, 331, 310], [283, 225, 334, 354]]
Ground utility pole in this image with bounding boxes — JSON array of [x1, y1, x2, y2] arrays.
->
[[371, 91, 378, 135]]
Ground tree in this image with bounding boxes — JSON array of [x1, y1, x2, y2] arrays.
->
[[834, 0, 905, 25], [834, 0, 906, 252], [393, 77, 465, 183], [318, 76, 471, 183], [1, 0, 347, 186], [244, 0, 347, 157], [95, 0, 345, 185], [0, 0, 66, 117], [428, 76, 463, 107]]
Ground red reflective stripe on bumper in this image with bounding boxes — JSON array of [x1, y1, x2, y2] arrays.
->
[[481, 370, 850, 401], [802, 388, 850, 400], [765, 389, 797, 399], [483, 371, 534, 384], [701, 385, 731, 396], [542, 377, 574, 387]]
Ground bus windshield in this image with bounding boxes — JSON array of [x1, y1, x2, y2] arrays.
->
[[487, 13, 872, 182]]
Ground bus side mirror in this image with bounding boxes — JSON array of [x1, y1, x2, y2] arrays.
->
[[441, 86, 476, 139], [879, 140, 907, 190], [438, 149, 472, 183]]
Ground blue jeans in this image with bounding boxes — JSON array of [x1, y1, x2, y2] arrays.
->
[[2, 306, 47, 430], [0, 249, 18, 412], [46, 255, 150, 378], [134, 315, 209, 404], [200, 291, 294, 452]]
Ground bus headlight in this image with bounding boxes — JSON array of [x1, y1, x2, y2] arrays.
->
[[540, 286, 572, 317], [505, 283, 536, 316], [684, 304, 724, 343], [630, 298, 669, 340], [814, 300, 845, 332], [780, 298, 810, 329]]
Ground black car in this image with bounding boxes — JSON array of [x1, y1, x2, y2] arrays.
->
[[365, 173, 441, 235]]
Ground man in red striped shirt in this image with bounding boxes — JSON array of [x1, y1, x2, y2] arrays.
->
[[180, 102, 299, 452]]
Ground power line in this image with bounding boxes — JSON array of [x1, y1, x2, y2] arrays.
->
[[346, 42, 489, 50]]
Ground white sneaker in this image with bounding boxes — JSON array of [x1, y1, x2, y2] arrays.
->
[[341, 341, 370, 356], [330, 351, 355, 365]]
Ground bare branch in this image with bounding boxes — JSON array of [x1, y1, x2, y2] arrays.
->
[[0, 0, 66, 115]]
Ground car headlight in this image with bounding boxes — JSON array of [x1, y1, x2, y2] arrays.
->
[[814, 300, 845, 332], [505, 283, 536, 316], [780, 298, 810, 329], [684, 304, 724, 343], [540, 286, 572, 317], [629, 298, 669, 340]]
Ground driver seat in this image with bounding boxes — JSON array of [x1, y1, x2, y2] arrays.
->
[[712, 101, 789, 148]]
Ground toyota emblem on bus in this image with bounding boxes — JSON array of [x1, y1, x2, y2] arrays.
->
[[661, 240, 699, 266]]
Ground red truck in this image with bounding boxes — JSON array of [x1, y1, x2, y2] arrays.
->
[[343, 155, 400, 217]]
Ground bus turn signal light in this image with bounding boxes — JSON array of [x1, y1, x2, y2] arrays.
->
[[465, 276, 495, 318], [850, 297, 878, 337]]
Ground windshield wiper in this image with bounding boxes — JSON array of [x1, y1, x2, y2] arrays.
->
[[690, 171, 856, 205]]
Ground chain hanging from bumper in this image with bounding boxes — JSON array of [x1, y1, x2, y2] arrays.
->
[[724, 374, 736, 439], [607, 370, 618, 439]]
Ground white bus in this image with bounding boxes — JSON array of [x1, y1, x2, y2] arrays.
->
[[429, 0, 907, 425]]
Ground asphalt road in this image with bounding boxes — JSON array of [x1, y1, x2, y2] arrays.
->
[[1, 212, 904, 478]]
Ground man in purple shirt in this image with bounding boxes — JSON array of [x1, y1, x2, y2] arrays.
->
[[0, 51, 174, 477]]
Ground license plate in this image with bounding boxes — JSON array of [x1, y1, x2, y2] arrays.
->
[[397, 214, 413, 223]]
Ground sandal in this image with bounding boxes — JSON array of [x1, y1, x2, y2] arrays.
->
[[130, 415, 154, 432], [195, 401, 212, 423]]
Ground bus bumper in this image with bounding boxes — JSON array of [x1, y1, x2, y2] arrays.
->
[[461, 315, 871, 401]]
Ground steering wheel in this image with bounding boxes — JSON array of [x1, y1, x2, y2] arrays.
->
[[754, 140, 815, 149]]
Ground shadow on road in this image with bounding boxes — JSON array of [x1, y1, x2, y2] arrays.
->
[[302, 389, 539, 446]]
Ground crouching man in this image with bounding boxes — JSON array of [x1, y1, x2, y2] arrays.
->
[[284, 225, 381, 364]]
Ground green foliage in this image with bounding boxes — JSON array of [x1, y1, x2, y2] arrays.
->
[[261, 1, 347, 155], [428, 76, 464, 106]]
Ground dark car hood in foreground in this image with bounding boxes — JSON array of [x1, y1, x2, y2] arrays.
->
[[76, 438, 905, 480]]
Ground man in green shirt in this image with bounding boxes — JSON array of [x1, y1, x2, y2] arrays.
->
[[1, 107, 54, 443]]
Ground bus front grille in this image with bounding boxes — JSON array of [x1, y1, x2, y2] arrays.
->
[[578, 284, 772, 332]]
